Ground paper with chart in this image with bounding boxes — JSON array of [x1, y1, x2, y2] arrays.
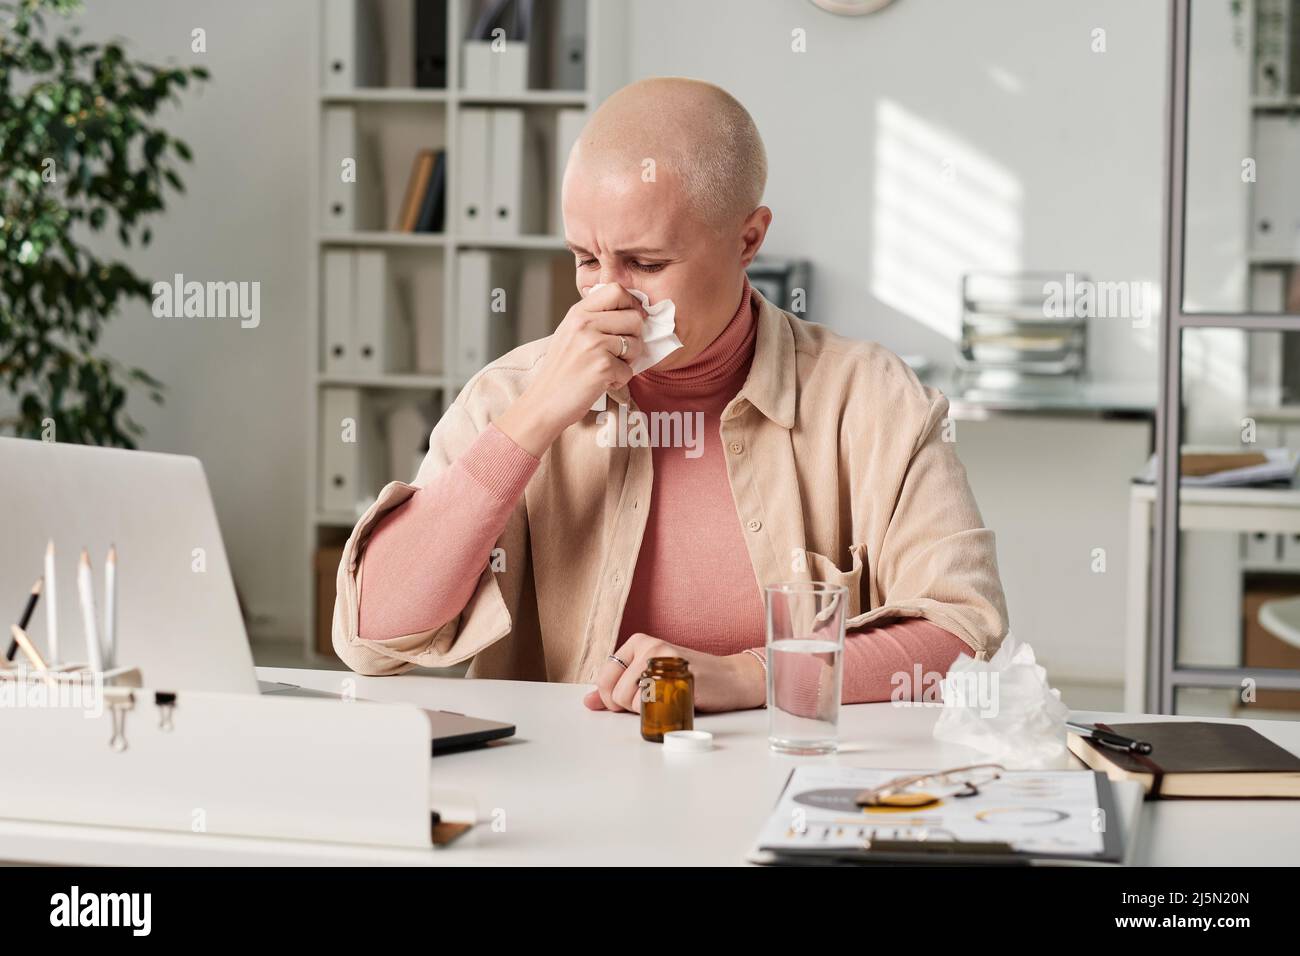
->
[[757, 766, 1108, 857]]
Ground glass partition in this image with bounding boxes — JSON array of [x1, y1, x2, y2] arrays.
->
[[1182, 0, 1300, 315]]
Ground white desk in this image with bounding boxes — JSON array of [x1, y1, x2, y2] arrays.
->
[[1, 666, 1297, 866]]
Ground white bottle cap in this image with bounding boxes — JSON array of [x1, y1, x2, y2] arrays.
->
[[662, 730, 714, 752]]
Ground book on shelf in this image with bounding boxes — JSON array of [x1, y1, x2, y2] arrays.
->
[[397, 150, 435, 232], [414, 150, 446, 232], [395, 149, 446, 233]]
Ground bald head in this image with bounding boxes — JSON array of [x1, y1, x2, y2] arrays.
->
[[563, 77, 767, 235]]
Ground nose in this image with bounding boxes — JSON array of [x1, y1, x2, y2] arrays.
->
[[598, 262, 624, 287]]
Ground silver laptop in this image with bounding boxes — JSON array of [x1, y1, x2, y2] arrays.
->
[[0, 437, 513, 753]]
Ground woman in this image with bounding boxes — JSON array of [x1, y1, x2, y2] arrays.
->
[[332, 77, 1008, 715]]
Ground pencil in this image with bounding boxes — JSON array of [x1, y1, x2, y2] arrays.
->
[[78, 549, 104, 674], [104, 545, 117, 670], [9, 624, 48, 671], [45, 539, 58, 664], [5, 577, 42, 662]]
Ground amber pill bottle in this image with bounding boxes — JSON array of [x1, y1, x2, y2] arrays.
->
[[639, 657, 695, 742]]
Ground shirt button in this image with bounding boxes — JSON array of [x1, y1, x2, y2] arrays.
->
[[632, 499, 639, 510], [729, 441, 744, 454], [612, 572, 622, 586], [747, 519, 762, 532]]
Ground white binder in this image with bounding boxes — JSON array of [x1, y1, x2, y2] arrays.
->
[[553, 107, 585, 234], [322, 106, 358, 232], [460, 39, 528, 92], [495, 41, 529, 93], [385, 402, 431, 485], [552, 0, 587, 90], [321, 249, 356, 373], [354, 250, 410, 374], [1251, 114, 1300, 259], [458, 108, 491, 236], [461, 39, 494, 92], [320, 0, 382, 91], [457, 251, 520, 378], [319, 387, 385, 516], [1254, 0, 1292, 98], [0, 685, 435, 848], [488, 109, 542, 236]]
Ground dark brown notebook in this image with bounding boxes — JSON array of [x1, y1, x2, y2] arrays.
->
[[1068, 721, 1300, 798]]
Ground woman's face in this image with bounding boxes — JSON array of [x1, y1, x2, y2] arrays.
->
[[561, 161, 765, 371]]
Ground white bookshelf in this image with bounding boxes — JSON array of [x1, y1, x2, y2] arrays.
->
[[318, 230, 450, 247], [304, 0, 627, 658]]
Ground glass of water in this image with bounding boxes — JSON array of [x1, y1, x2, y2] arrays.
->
[[764, 582, 847, 754]]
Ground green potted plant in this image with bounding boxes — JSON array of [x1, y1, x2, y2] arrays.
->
[[0, 0, 208, 447]]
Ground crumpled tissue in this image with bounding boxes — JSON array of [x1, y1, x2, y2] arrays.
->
[[931, 635, 1071, 769], [587, 283, 683, 411]]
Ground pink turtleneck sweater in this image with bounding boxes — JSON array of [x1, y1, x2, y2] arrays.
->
[[356, 280, 970, 704]]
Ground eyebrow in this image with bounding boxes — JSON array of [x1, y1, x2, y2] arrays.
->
[[565, 242, 670, 258]]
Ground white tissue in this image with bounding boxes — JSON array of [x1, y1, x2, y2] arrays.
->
[[930, 636, 1071, 770], [587, 284, 683, 412]]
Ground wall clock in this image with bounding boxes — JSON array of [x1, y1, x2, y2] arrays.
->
[[809, 0, 899, 14]]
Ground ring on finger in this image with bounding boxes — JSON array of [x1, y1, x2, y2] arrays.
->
[[617, 335, 629, 358]]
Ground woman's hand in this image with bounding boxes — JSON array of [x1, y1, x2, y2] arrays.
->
[[496, 283, 646, 457], [582, 632, 766, 714]]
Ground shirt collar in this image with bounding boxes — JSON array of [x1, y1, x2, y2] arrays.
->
[[733, 286, 796, 428], [601, 283, 797, 429]]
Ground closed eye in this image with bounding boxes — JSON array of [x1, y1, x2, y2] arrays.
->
[[574, 257, 666, 273]]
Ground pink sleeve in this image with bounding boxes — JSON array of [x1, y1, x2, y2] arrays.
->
[[765, 618, 971, 715], [356, 423, 539, 642]]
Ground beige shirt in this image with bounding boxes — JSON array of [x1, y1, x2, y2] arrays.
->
[[332, 288, 1009, 682]]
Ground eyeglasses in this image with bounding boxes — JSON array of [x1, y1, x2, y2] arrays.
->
[[854, 763, 1005, 808]]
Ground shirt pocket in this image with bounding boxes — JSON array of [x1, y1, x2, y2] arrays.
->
[[800, 544, 866, 620]]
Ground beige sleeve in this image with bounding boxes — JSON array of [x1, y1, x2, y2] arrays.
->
[[847, 393, 1010, 659], [330, 400, 532, 676]]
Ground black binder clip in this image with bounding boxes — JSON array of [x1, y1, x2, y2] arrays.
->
[[154, 691, 177, 732]]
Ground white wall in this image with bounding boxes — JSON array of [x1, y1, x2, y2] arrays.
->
[[623, 0, 1165, 381], [69, 0, 313, 640], [37, 0, 1171, 659]]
